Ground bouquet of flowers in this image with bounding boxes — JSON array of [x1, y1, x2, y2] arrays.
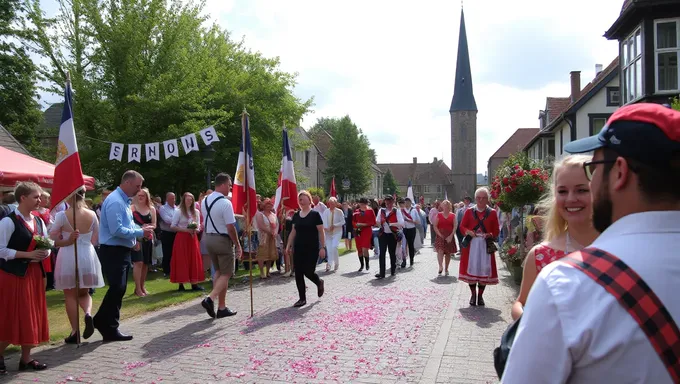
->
[[187, 222, 198, 230], [491, 152, 550, 212], [33, 235, 54, 250], [499, 240, 525, 265]]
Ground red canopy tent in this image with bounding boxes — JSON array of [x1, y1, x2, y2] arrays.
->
[[0, 146, 95, 191]]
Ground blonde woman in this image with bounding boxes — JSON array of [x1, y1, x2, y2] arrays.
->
[[510, 155, 599, 320], [131, 188, 156, 296], [50, 189, 104, 343], [433, 200, 457, 276], [255, 198, 278, 279], [322, 197, 345, 272]]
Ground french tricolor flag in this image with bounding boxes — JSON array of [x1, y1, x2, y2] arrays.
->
[[51, 80, 85, 210], [232, 111, 257, 221], [274, 128, 299, 214]]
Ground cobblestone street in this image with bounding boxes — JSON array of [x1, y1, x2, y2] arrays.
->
[[4, 237, 518, 383]]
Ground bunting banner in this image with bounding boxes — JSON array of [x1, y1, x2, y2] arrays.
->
[[107, 126, 219, 162]]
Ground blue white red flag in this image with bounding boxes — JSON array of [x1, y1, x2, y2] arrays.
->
[[232, 111, 257, 221], [274, 128, 299, 214]]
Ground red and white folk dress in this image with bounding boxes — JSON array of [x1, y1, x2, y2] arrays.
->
[[458, 206, 500, 285], [0, 212, 50, 346], [353, 208, 376, 250]]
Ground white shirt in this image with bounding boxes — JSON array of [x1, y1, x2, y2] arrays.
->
[[0, 208, 50, 260], [502, 211, 680, 384], [313, 202, 327, 215], [200, 192, 235, 235], [402, 207, 419, 229], [159, 203, 178, 232], [171, 209, 202, 232], [378, 207, 405, 233], [322, 207, 345, 235]]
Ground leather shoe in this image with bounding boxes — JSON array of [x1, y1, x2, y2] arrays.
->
[[102, 331, 133, 342], [374, 274, 384, 279], [317, 279, 324, 297], [202, 297, 216, 318], [216, 308, 237, 318]]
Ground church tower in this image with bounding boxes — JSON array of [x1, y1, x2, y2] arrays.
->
[[450, 7, 477, 201]]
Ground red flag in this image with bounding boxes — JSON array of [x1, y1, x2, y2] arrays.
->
[[330, 177, 337, 198], [232, 111, 257, 221], [274, 128, 299, 214], [51, 81, 85, 210]]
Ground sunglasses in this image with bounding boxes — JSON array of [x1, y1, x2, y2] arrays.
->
[[583, 160, 616, 180]]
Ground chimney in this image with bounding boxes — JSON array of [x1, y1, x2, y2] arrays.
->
[[413, 157, 417, 164], [570, 71, 581, 103], [595, 64, 603, 76], [433, 157, 438, 163]]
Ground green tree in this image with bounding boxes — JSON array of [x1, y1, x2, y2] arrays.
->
[[0, 0, 45, 158], [308, 187, 325, 202], [25, 0, 311, 196], [314, 116, 372, 196], [672, 97, 680, 112], [382, 169, 399, 196]]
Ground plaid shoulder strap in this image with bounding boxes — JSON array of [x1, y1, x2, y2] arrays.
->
[[563, 247, 680, 382]]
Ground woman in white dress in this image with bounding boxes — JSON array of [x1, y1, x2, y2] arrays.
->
[[50, 190, 104, 343], [322, 197, 345, 272]]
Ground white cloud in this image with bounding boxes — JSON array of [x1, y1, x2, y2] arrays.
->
[[204, 0, 622, 173]]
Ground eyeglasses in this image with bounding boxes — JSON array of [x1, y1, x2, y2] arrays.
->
[[583, 160, 616, 180]]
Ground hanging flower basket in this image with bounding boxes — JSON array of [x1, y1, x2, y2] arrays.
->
[[490, 161, 550, 213]]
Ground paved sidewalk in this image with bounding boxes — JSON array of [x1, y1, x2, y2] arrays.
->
[[4, 237, 517, 383]]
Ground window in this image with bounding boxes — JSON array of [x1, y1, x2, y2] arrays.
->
[[304, 150, 310, 167], [538, 139, 544, 159], [589, 114, 612, 136], [621, 27, 643, 103], [655, 19, 680, 92], [547, 138, 555, 157], [559, 129, 563, 155], [606, 87, 620, 106], [423, 185, 430, 193]]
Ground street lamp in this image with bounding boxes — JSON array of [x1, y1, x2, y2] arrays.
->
[[201, 145, 216, 190], [342, 178, 350, 201]]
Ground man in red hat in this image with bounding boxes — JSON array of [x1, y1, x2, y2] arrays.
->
[[502, 103, 680, 383]]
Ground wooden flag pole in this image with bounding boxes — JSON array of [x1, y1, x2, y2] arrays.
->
[[242, 108, 254, 318], [71, 193, 82, 347]]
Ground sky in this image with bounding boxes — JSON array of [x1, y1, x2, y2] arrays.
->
[[38, 0, 623, 173]]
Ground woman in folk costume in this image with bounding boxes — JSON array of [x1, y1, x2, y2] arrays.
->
[[458, 187, 500, 306], [322, 197, 345, 272], [32, 191, 55, 281], [50, 189, 105, 343], [511, 155, 599, 320], [170, 192, 204, 291], [255, 198, 279, 279], [0, 182, 50, 373], [352, 197, 376, 272]]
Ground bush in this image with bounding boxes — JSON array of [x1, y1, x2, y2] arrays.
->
[[308, 187, 326, 202]]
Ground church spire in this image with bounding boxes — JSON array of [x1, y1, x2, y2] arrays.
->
[[449, 8, 477, 112]]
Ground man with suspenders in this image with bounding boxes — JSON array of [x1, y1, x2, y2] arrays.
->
[[199, 173, 243, 319]]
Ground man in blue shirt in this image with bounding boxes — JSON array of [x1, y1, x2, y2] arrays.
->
[[93, 170, 154, 342]]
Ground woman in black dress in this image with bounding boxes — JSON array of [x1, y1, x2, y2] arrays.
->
[[131, 188, 156, 297], [342, 202, 353, 251], [285, 191, 325, 308]]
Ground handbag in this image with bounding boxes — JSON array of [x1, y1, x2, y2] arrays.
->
[[493, 247, 680, 381], [486, 237, 498, 254]]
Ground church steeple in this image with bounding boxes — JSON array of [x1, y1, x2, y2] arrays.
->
[[449, 8, 477, 112]]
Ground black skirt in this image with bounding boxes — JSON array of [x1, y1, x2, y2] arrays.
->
[[131, 238, 153, 265]]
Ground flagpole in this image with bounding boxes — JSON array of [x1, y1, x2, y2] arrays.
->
[[65, 73, 82, 347], [242, 108, 254, 318]]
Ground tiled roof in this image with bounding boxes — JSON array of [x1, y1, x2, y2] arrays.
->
[[376, 161, 453, 187], [310, 129, 333, 157], [489, 128, 540, 160], [0, 123, 31, 156], [546, 97, 570, 124]]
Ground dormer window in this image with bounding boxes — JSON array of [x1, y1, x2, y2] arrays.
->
[[655, 19, 679, 93], [621, 27, 642, 103]]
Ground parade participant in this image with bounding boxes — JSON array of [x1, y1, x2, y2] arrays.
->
[[200, 173, 242, 319], [50, 188, 104, 343], [428, 200, 440, 245], [402, 198, 420, 267], [455, 196, 472, 252], [322, 197, 345, 272], [94, 171, 154, 341], [33, 191, 55, 289], [502, 103, 680, 383], [341, 202, 353, 251], [0, 182, 50, 373], [312, 194, 327, 215], [255, 198, 278, 278], [510, 155, 597, 320], [353, 197, 376, 272], [130, 187, 156, 296], [158, 192, 178, 277], [285, 190, 325, 308], [433, 200, 457, 276], [458, 187, 500, 306], [170, 192, 205, 291], [375, 195, 404, 279]]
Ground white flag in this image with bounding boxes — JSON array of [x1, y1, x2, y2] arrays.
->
[[163, 139, 179, 159], [109, 143, 124, 161], [128, 144, 142, 163], [199, 126, 219, 145], [145, 143, 160, 161], [181, 133, 199, 154]]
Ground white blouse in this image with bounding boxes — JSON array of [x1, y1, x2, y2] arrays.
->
[[322, 208, 346, 235], [171, 209, 202, 231], [0, 209, 50, 261]]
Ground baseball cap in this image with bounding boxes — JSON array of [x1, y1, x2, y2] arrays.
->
[[564, 103, 680, 166], [384, 195, 394, 201]]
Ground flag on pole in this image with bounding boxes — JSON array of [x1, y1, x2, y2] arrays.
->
[[406, 179, 414, 202], [51, 80, 85, 210], [232, 111, 257, 220], [274, 128, 299, 214], [330, 176, 337, 198]]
